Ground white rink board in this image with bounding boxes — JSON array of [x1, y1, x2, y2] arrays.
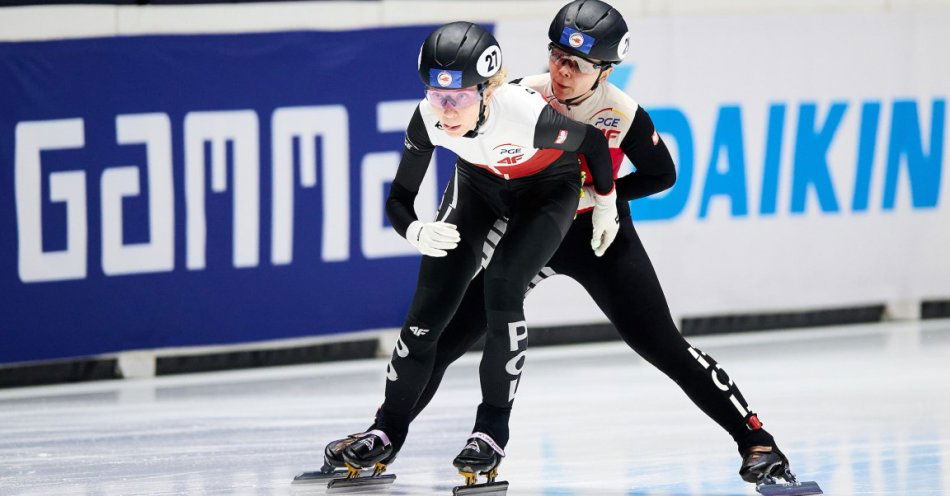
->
[[500, 9, 950, 325]]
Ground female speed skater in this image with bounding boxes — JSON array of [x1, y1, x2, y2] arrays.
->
[[305, 21, 621, 494], [316, 2, 822, 495]]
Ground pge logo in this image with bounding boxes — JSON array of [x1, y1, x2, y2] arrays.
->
[[591, 108, 625, 141], [493, 143, 525, 165]]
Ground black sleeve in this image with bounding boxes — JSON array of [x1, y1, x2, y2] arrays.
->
[[533, 105, 614, 195], [615, 107, 676, 201], [386, 105, 436, 237]]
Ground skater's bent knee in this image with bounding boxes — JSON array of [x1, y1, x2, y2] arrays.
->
[[482, 275, 528, 311]]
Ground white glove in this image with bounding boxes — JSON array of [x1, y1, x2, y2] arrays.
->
[[406, 220, 460, 257], [576, 185, 596, 212], [591, 188, 619, 257]]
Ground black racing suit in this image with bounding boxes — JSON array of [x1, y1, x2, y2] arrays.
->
[[392, 104, 777, 454], [376, 100, 616, 451]]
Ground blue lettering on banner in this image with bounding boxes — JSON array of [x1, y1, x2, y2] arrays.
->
[[700, 105, 748, 218], [632, 99, 945, 221], [631, 108, 694, 221], [613, 64, 945, 220], [791, 102, 846, 214], [759, 103, 786, 216], [884, 100, 945, 209], [852, 102, 881, 212]]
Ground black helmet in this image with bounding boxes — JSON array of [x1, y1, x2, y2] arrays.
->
[[549, 0, 630, 63], [418, 22, 502, 89]]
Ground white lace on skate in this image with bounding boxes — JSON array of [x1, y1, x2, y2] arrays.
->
[[361, 429, 391, 449], [469, 432, 505, 457]]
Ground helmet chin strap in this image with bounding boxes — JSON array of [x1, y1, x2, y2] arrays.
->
[[463, 83, 488, 138]]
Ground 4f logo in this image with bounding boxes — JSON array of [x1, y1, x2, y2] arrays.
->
[[493, 143, 524, 165], [409, 326, 429, 336], [601, 128, 621, 141]]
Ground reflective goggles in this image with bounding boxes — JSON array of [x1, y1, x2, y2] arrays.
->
[[548, 43, 610, 75], [425, 86, 482, 111]]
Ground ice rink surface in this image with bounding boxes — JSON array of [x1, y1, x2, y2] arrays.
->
[[2, 320, 949, 495]]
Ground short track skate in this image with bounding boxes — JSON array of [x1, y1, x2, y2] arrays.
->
[[326, 462, 396, 492], [452, 433, 508, 495], [755, 467, 822, 496], [325, 429, 398, 491], [453, 466, 508, 495], [291, 460, 351, 483], [292, 432, 371, 484], [741, 442, 821, 495]]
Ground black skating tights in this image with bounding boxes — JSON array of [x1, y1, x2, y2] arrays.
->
[[399, 212, 776, 453]]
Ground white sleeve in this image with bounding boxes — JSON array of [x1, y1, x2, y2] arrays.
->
[[496, 84, 548, 130]]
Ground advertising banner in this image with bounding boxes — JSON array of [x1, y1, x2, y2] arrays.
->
[[2, 8, 949, 364], [0, 27, 458, 363], [497, 11, 950, 325]]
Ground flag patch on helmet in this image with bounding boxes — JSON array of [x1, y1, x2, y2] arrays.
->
[[560, 27, 595, 55], [430, 69, 463, 88]]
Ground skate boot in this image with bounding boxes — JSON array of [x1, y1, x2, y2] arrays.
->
[[741, 443, 823, 495], [326, 429, 398, 491], [452, 432, 508, 495], [291, 432, 367, 484]]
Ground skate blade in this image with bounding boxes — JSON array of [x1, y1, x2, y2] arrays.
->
[[452, 480, 509, 496], [756, 480, 823, 496], [327, 474, 396, 492], [291, 468, 349, 483]]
